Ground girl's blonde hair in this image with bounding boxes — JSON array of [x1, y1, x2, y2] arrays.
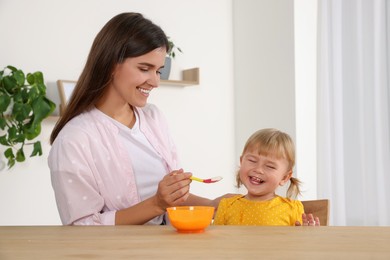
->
[[236, 128, 301, 199]]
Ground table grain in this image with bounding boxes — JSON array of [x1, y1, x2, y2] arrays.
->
[[1, 225, 389, 259]]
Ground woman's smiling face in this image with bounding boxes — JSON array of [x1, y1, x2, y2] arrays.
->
[[239, 149, 292, 201], [108, 47, 166, 108]]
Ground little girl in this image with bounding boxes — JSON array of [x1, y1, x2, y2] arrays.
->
[[214, 128, 319, 226]]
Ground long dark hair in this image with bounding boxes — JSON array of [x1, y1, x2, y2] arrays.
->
[[50, 12, 169, 144]]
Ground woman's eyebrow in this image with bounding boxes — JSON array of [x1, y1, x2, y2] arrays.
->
[[138, 62, 156, 67], [138, 62, 165, 70]]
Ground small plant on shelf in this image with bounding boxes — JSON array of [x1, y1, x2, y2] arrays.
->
[[161, 38, 183, 80], [0, 65, 56, 168], [167, 37, 183, 59]]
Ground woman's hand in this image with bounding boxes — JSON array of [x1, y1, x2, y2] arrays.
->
[[155, 169, 192, 211], [115, 169, 191, 225], [295, 213, 321, 226]]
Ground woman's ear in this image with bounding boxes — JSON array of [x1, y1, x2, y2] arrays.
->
[[111, 63, 121, 79]]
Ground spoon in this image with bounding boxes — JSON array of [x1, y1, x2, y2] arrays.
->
[[190, 176, 223, 184]]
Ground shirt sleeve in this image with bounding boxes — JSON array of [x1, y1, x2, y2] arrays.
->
[[72, 211, 116, 225], [213, 198, 228, 225], [49, 129, 115, 225], [294, 200, 304, 225]]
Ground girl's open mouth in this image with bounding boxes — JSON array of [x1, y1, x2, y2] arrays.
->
[[249, 176, 265, 184]]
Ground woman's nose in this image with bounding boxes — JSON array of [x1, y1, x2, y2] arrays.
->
[[146, 71, 160, 87]]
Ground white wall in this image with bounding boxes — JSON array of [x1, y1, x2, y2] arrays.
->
[[233, 0, 296, 196], [0, 119, 59, 225], [233, 0, 318, 201], [294, 0, 318, 200], [0, 0, 236, 225], [0, 0, 311, 225]]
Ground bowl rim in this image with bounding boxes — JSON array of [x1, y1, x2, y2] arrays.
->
[[166, 206, 215, 211]]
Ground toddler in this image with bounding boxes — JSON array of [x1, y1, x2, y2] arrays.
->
[[214, 128, 319, 226]]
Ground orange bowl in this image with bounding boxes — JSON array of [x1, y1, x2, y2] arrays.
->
[[166, 206, 215, 233]]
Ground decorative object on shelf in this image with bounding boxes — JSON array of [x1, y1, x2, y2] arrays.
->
[[0, 65, 56, 168], [55, 68, 199, 119], [160, 68, 200, 86], [57, 80, 77, 116], [160, 37, 183, 80]]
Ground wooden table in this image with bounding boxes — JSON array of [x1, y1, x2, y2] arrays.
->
[[1, 225, 389, 259]]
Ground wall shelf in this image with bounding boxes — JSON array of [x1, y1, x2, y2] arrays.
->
[[51, 68, 200, 119], [160, 68, 199, 86]]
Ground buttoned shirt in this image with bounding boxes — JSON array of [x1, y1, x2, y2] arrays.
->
[[48, 104, 179, 225]]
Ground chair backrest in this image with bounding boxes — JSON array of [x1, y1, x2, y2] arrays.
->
[[301, 199, 330, 226]]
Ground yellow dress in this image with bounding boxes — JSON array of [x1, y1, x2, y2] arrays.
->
[[213, 195, 303, 226]]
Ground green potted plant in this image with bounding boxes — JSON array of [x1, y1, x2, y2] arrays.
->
[[160, 38, 183, 80], [167, 38, 183, 59], [0, 65, 56, 168]]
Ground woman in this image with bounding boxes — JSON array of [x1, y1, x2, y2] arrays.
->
[[49, 12, 223, 225]]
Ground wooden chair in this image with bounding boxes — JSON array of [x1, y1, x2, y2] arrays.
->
[[301, 199, 330, 226]]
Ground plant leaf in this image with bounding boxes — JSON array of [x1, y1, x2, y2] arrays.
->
[[4, 147, 16, 168], [31, 141, 42, 157], [27, 71, 44, 85], [36, 82, 47, 95], [7, 157, 15, 168], [0, 93, 11, 113], [13, 70, 25, 87], [20, 87, 31, 103], [0, 118, 6, 130], [13, 132, 26, 143], [0, 66, 57, 168], [27, 85, 39, 101], [0, 135, 9, 145], [6, 65, 17, 72], [16, 148, 25, 162], [32, 96, 56, 123], [3, 76, 17, 94], [27, 73, 35, 85], [13, 102, 31, 122], [4, 147, 14, 158], [7, 125, 17, 142], [24, 121, 41, 140]]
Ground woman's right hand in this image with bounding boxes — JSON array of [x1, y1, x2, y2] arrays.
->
[[155, 169, 192, 211], [115, 169, 191, 225]]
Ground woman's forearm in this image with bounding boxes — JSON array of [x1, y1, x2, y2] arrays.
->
[[115, 196, 165, 225]]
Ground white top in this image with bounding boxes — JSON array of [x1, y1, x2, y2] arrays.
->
[[104, 111, 168, 224]]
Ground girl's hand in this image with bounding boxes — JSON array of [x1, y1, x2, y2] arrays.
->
[[295, 213, 321, 226], [155, 169, 192, 211]]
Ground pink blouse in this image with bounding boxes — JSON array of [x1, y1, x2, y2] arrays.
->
[[48, 104, 179, 225]]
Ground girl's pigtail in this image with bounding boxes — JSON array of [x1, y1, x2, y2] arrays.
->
[[286, 177, 302, 199]]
